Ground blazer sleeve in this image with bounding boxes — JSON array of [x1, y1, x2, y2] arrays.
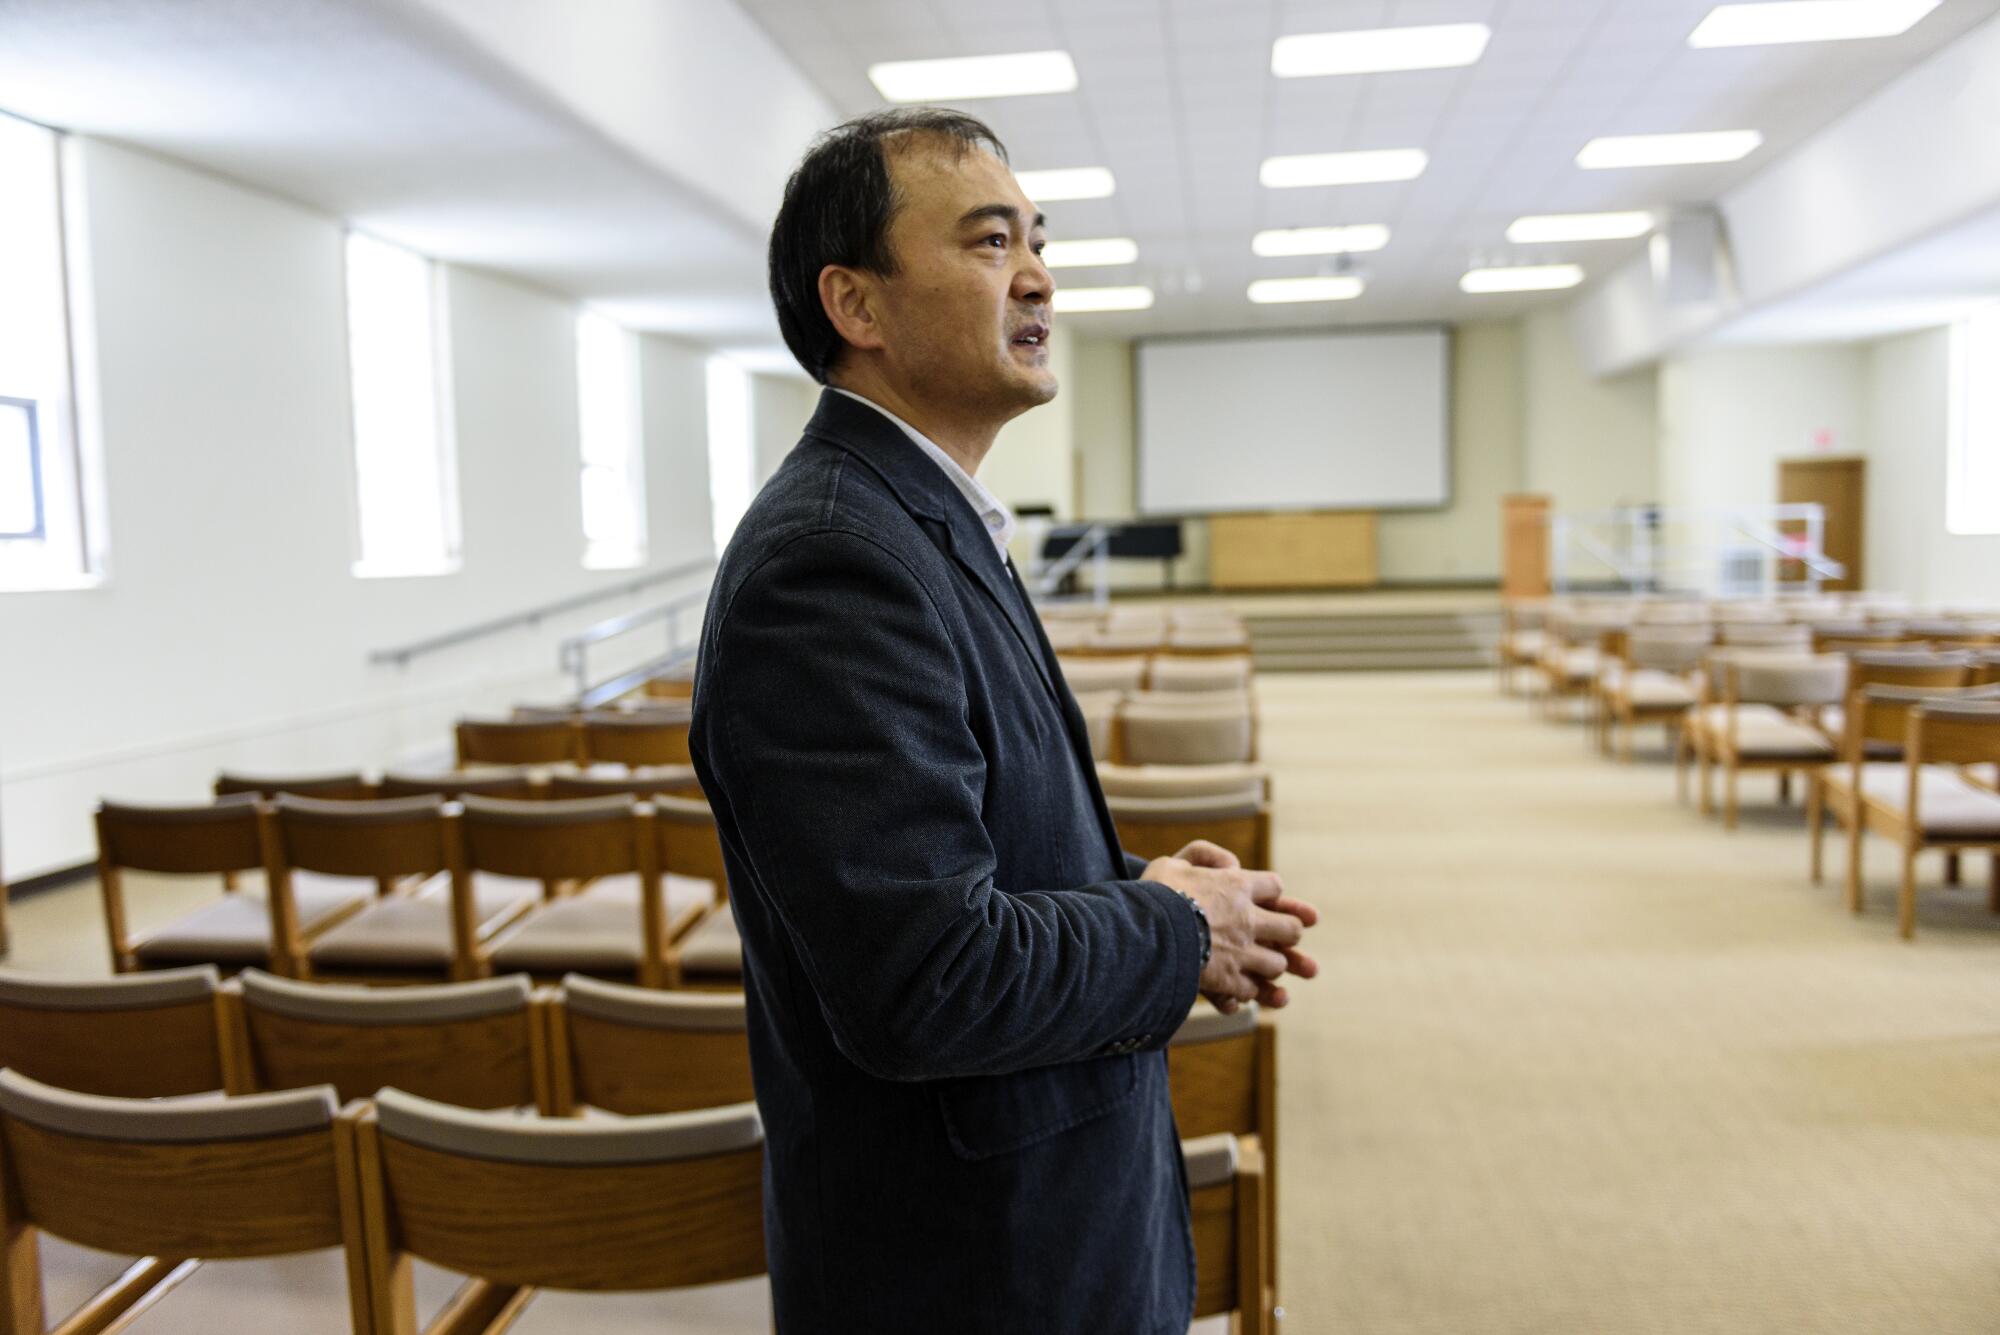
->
[[701, 528, 1203, 1082]]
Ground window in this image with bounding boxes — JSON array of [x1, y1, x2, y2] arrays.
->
[[0, 113, 98, 591], [344, 231, 460, 577], [705, 356, 754, 552], [576, 312, 646, 569], [1949, 305, 2000, 537]]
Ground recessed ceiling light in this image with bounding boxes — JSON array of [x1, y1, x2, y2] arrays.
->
[[1251, 225, 1392, 257], [1461, 265, 1586, 294], [1506, 212, 1657, 243], [1272, 23, 1492, 76], [1689, 0, 1940, 47], [1015, 167, 1117, 201], [868, 50, 1078, 102], [1040, 238, 1139, 268], [1247, 276, 1367, 304], [1260, 149, 1429, 188], [1577, 131, 1763, 168], [1054, 285, 1154, 313]]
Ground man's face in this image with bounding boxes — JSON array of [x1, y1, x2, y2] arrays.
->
[[866, 139, 1058, 417]]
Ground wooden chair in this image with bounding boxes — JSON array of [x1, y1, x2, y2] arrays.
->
[[546, 975, 752, 1115], [0, 1070, 367, 1335], [1116, 697, 1257, 766], [263, 795, 535, 982], [1902, 620, 2000, 649], [1834, 693, 2000, 938], [641, 661, 696, 700], [1682, 653, 1845, 829], [351, 1088, 765, 1335], [1183, 1132, 1272, 1335], [653, 796, 740, 989], [455, 718, 581, 768], [1148, 654, 1254, 693], [463, 797, 695, 988], [1536, 610, 1627, 719], [1598, 624, 1708, 761], [1072, 623, 1168, 656], [1497, 600, 1548, 696], [95, 796, 371, 975], [1056, 654, 1149, 696], [0, 966, 236, 1098], [1107, 788, 1270, 870], [1170, 1004, 1278, 1318], [214, 770, 374, 801], [1165, 624, 1251, 656], [1073, 690, 1120, 764], [578, 713, 693, 768], [546, 765, 703, 800], [1975, 650, 2000, 688], [1811, 623, 1907, 654], [377, 767, 548, 800], [222, 967, 551, 1110]]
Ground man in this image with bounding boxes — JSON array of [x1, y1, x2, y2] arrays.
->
[[689, 107, 1318, 1333]]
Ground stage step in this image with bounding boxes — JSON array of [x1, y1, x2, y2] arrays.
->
[[1245, 608, 1498, 673]]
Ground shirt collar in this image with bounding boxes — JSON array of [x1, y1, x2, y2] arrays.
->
[[830, 387, 1017, 558]]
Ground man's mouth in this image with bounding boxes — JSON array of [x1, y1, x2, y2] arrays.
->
[[1011, 324, 1050, 348]]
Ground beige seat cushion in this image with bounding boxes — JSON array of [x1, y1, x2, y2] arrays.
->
[[580, 872, 718, 918], [1550, 647, 1598, 682], [1120, 709, 1254, 767], [134, 873, 372, 967], [1814, 706, 1902, 758], [678, 904, 742, 979], [1689, 703, 1787, 736], [1097, 762, 1268, 800], [308, 876, 535, 970], [1725, 716, 1838, 760], [1611, 669, 1696, 710], [1855, 765, 2000, 837], [1505, 629, 1546, 659], [488, 899, 645, 973]]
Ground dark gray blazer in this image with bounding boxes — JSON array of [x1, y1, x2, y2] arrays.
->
[[690, 388, 1205, 1333]]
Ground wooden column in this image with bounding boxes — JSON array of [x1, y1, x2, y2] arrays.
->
[[1501, 494, 1552, 599]]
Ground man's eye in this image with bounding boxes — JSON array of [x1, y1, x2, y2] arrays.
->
[[984, 234, 1008, 248]]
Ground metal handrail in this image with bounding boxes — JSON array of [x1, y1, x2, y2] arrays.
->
[[561, 584, 712, 704], [1032, 523, 1112, 604], [367, 558, 716, 668]]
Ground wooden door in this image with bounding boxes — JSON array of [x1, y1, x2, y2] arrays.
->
[[1500, 494, 1551, 599], [1778, 457, 1865, 592]]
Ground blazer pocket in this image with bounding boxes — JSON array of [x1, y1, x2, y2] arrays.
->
[[936, 1054, 1141, 1162]]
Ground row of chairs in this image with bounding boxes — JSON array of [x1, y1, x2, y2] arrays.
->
[[0, 964, 1280, 1332], [1060, 651, 1254, 696], [1041, 603, 1253, 656], [457, 703, 693, 768], [1501, 604, 2000, 940], [99, 786, 739, 988]]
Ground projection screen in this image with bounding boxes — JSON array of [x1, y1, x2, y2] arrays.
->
[[1135, 328, 1450, 514]]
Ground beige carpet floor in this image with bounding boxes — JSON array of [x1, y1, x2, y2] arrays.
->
[[11, 669, 2000, 1333]]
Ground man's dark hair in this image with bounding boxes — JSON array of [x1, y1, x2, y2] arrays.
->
[[768, 108, 1009, 384]]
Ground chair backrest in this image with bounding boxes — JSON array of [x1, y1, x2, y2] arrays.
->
[[547, 765, 703, 800], [1977, 649, 2000, 688], [1183, 1131, 1266, 1328], [1717, 622, 1811, 648], [456, 795, 646, 883], [1910, 699, 2000, 767], [1724, 653, 1847, 708], [1072, 690, 1119, 762], [642, 662, 696, 699], [1119, 700, 1256, 766], [1167, 1004, 1272, 1144], [1845, 651, 1972, 699], [1502, 600, 1547, 633], [377, 766, 548, 800], [550, 975, 751, 1115], [1847, 683, 2000, 754], [214, 770, 374, 801], [0, 967, 228, 1098], [1096, 762, 1269, 801], [1107, 790, 1269, 868], [1080, 624, 1167, 655], [649, 794, 729, 891], [1149, 655, 1254, 693], [95, 797, 265, 972], [579, 713, 694, 768], [1625, 625, 1711, 673], [261, 795, 456, 972], [227, 969, 545, 1109], [355, 1088, 764, 1315], [1057, 655, 1149, 695], [0, 1070, 357, 1306], [455, 717, 581, 767]]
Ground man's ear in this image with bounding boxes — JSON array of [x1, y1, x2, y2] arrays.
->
[[819, 265, 888, 357]]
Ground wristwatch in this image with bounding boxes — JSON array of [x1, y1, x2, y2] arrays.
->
[[1179, 892, 1211, 967]]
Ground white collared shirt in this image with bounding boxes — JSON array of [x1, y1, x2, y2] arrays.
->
[[831, 387, 1017, 558]]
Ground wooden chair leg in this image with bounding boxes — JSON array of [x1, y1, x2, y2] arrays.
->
[[1778, 771, 1793, 806], [1621, 711, 1637, 763], [1807, 775, 1824, 884], [1945, 852, 1962, 887], [1699, 748, 1714, 815], [1723, 762, 1739, 831], [1675, 727, 1689, 802], [1989, 852, 2000, 914], [1846, 818, 1867, 915], [1899, 845, 1921, 941], [0, 1221, 43, 1335]]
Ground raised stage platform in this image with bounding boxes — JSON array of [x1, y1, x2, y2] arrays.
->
[[1101, 589, 1503, 672]]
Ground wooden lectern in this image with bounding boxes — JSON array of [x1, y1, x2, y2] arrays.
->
[[1501, 494, 1551, 599]]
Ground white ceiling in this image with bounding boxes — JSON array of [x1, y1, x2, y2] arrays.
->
[[736, 0, 2000, 338]]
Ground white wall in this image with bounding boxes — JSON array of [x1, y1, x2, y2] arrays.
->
[[1655, 344, 1869, 517], [1520, 306, 1659, 514], [0, 139, 718, 879], [1865, 326, 2000, 605], [749, 372, 819, 487], [981, 332, 1077, 522]]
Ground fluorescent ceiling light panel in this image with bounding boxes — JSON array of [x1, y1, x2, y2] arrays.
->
[[1054, 285, 1154, 313], [1247, 276, 1366, 304], [1688, 0, 1940, 46], [1260, 149, 1428, 188], [1040, 238, 1139, 268], [1460, 264, 1585, 294], [868, 50, 1078, 102], [1576, 131, 1763, 168], [1272, 23, 1491, 76], [1506, 212, 1656, 243], [1014, 167, 1116, 201], [1251, 225, 1392, 257]]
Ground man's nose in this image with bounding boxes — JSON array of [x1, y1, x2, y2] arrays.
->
[[1016, 255, 1054, 306]]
